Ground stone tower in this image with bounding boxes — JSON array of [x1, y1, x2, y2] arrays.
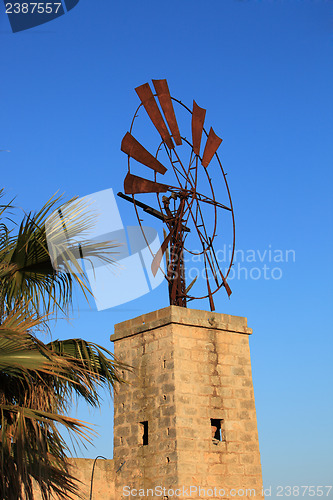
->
[[110, 306, 264, 500]]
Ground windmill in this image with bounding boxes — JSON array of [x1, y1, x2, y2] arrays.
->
[[118, 79, 235, 311]]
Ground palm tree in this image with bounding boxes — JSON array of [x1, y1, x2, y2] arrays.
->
[[0, 190, 117, 318], [0, 191, 126, 499]]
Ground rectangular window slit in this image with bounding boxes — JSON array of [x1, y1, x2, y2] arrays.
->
[[140, 421, 148, 446], [211, 418, 223, 441]]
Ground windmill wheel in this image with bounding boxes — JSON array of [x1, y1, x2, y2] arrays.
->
[[119, 79, 235, 311]]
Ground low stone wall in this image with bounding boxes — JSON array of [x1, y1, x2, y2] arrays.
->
[[33, 458, 115, 500]]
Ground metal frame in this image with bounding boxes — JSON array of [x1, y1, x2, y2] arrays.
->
[[119, 80, 235, 311]]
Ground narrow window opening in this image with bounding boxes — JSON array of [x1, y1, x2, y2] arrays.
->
[[122, 403, 125, 409], [166, 456, 170, 463], [163, 394, 167, 400], [140, 421, 148, 446], [163, 359, 166, 368], [211, 418, 223, 441], [167, 427, 170, 436], [120, 436, 123, 445]]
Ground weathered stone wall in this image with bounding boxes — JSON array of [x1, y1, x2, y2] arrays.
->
[[32, 306, 263, 500], [112, 320, 177, 496], [33, 458, 115, 500], [173, 315, 263, 499], [111, 306, 264, 500]]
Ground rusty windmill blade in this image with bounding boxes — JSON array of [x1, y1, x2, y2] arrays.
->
[[151, 218, 191, 277], [222, 277, 232, 297], [124, 173, 168, 194], [135, 83, 174, 150], [216, 260, 232, 297], [201, 128, 223, 168], [151, 214, 181, 277], [121, 132, 167, 175], [192, 101, 206, 155], [152, 79, 182, 146], [201, 245, 215, 311], [151, 198, 188, 277], [151, 230, 173, 277]]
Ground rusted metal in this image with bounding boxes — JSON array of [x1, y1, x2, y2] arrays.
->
[[135, 83, 174, 150], [201, 127, 223, 168], [151, 195, 190, 277], [162, 196, 187, 307], [192, 100, 206, 155], [168, 96, 235, 267], [195, 191, 232, 211], [124, 173, 168, 194], [151, 229, 172, 277], [208, 237, 232, 297], [120, 79, 236, 311], [117, 192, 166, 222], [121, 132, 167, 175], [152, 79, 182, 146]]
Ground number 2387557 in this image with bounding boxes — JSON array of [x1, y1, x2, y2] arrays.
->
[[5, 3, 62, 14]]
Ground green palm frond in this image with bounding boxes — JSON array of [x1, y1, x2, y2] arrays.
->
[[0, 404, 90, 500], [0, 191, 118, 317], [0, 192, 127, 499], [0, 303, 127, 499]]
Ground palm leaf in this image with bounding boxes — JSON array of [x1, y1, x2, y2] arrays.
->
[[0, 192, 118, 317], [0, 192, 127, 499], [0, 302, 127, 499]]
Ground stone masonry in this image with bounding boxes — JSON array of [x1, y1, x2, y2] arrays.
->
[[32, 458, 115, 499], [110, 306, 264, 500]]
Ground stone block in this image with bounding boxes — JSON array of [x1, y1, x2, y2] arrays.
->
[[162, 405, 176, 416], [183, 405, 198, 416], [198, 363, 217, 375], [239, 399, 256, 410], [225, 465, 246, 479], [191, 350, 209, 362], [216, 386, 233, 398], [209, 463, 227, 475], [231, 366, 246, 376], [221, 453, 239, 464], [210, 396, 223, 408], [240, 454, 255, 464]]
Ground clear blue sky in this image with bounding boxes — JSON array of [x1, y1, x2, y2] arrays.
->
[[1, 0, 332, 497]]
